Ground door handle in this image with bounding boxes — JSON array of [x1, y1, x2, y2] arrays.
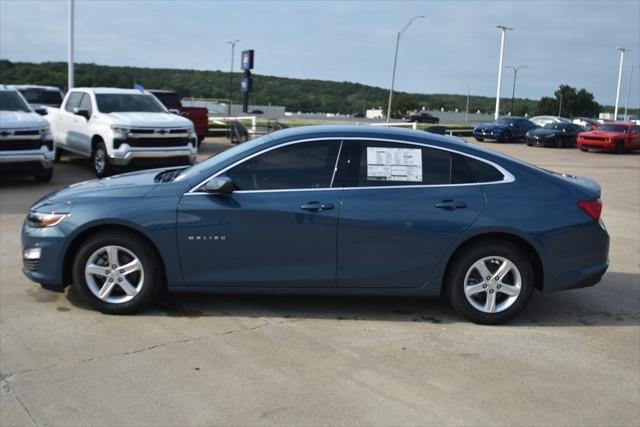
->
[[300, 202, 334, 212], [434, 200, 468, 210]]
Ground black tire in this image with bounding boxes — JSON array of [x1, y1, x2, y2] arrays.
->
[[502, 131, 512, 143], [33, 169, 53, 183], [474, 137, 484, 142], [555, 136, 564, 148], [445, 239, 535, 325], [92, 140, 113, 178], [615, 141, 625, 154], [579, 146, 588, 152], [54, 146, 63, 163], [71, 230, 163, 314]]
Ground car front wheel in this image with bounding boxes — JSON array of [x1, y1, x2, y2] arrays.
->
[[72, 231, 163, 314], [446, 239, 535, 324], [93, 141, 113, 177]]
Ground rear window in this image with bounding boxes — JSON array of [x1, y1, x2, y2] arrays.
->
[[152, 92, 181, 107], [465, 157, 505, 183], [18, 89, 63, 107]]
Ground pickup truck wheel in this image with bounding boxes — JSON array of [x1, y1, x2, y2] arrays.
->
[[54, 147, 63, 163], [93, 141, 112, 177], [34, 169, 53, 183]]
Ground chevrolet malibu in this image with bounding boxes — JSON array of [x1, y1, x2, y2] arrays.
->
[[22, 126, 609, 324]]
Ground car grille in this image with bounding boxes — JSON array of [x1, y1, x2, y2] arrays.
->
[[581, 136, 607, 142], [23, 258, 39, 272], [126, 137, 192, 148], [0, 139, 49, 151], [128, 128, 190, 135], [13, 130, 41, 136]]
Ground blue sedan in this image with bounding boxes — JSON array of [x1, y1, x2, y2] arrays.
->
[[474, 117, 538, 143], [22, 125, 609, 324]]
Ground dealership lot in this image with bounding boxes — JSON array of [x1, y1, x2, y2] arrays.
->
[[1, 138, 638, 425]]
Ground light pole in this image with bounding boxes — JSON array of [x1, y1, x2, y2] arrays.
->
[[506, 65, 526, 116], [614, 47, 627, 120], [68, 0, 74, 89], [494, 25, 513, 120], [624, 65, 634, 121], [558, 92, 563, 116], [461, 81, 470, 123], [227, 39, 240, 116], [386, 15, 425, 124]]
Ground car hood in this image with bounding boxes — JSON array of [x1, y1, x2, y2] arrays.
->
[[0, 110, 48, 130], [32, 169, 168, 209], [579, 130, 625, 138], [475, 122, 509, 131], [98, 112, 193, 128]]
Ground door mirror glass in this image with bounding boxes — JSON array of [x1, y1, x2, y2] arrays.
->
[[202, 176, 234, 194], [72, 107, 90, 120]]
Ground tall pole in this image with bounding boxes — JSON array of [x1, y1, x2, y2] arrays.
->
[[227, 39, 240, 116], [614, 47, 627, 120], [506, 65, 526, 116], [68, 0, 74, 90], [558, 93, 563, 116], [386, 15, 425, 125], [624, 65, 634, 121], [494, 25, 513, 120], [465, 83, 470, 123]]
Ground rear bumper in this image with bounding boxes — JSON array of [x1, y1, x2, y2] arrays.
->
[[0, 148, 55, 171]]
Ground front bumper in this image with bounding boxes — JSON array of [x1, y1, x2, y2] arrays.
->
[[526, 136, 555, 147], [21, 222, 68, 287], [578, 139, 616, 151], [0, 148, 55, 171], [109, 145, 197, 166], [473, 130, 506, 140]]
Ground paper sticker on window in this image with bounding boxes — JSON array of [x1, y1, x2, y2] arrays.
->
[[366, 147, 422, 182]]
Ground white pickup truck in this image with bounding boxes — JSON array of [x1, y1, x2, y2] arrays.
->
[[0, 87, 55, 182], [47, 87, 197, 177]]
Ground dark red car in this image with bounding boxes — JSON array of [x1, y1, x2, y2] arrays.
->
[[577, 122, 640, 153], [150, 90, 209, 145]]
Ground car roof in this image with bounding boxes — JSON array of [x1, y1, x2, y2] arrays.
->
[[70, 87, 150, 95], [148, 89, 176, 94], [7, 84, 62, 92]]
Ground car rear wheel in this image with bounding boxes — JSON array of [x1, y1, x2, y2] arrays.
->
[[474, 137, 484, 142], [72, 231, 163, 314], [33, 169, 53, 183], [446, 239, 535, 324]]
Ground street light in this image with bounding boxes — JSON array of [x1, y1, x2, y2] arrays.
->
[[386, 15, 425, 124], [506, 65, 526, 116], [68, 0, 74, 89], [461, 81, 471, 123], [227, 39, 240, 116], [614, 47, 627, 120], [494, 25, 513, 120], [624, 65, 634, 121]]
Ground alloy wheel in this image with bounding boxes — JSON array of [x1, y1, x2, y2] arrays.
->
[[463, 256, 522, 313], [94, 148, 106, 174], [84, 245, 145, 304]]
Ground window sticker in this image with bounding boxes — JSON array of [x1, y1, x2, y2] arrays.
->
[[366, 147, 422, 182]]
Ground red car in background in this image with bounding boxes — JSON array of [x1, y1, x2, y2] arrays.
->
[[577, 122, 640, 153], [150, 90, 209, 145]]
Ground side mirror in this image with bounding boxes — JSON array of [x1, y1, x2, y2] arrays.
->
[[72, 107, 90, 120], [34, 106, 48, 116], [202, 176, 234, 195]]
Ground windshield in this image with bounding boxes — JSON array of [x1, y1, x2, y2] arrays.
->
[[95, 94, 165, 113], [19, 89, 63, 107], [496, 118, 517, 125], [598, 125, 627, 133], [543, 123, 566, 130], [0, 91, 30, 112], [175, 134, 273, 182], [152, 92, 181, 107]]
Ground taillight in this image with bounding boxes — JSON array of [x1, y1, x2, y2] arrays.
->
[[578, 199, 602, 221]]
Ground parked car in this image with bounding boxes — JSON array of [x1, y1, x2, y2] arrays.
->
[[529, 115, 572, 127], [473, 117, 537, 142], [22, 125, 609, 325], [0, 87, 55, 181], [9, 85, 64, 111], [148, 90, 208, 144], [525, 122, 583, 148], [404, 112, 439, 123], [572, 117, 601, 131], [577, 122, 640, 153], [46, 88, 197, 177]]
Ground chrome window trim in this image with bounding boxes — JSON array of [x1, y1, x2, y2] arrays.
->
[[185, 136, 515, 195]]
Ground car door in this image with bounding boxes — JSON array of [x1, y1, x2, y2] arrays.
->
[[631, 126, 640, 149], [57, 91, 83, 150], [176, 139, 343, 288], [71, 93, 94, 154], [334, 140, 487, 288]]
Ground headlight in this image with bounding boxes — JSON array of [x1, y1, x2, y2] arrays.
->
[[39, 126, 50, 135], [110, 125, 130, 135], [27, 212, 68, 228], [188, 127, 196, 138]]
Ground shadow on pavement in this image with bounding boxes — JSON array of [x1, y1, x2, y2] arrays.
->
[[58, 271, 639, 327]]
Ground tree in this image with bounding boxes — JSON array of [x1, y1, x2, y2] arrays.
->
[[535, 85, 601, 117], [390, 93, 419, 118]]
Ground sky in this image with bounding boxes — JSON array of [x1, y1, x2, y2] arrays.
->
[[1, 0, 639, 107]]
